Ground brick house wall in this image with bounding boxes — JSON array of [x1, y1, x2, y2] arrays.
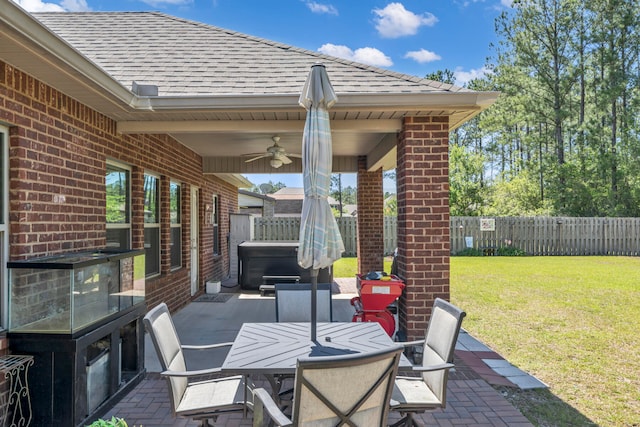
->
[[356, 156, 384, 275], [0, 59, 237, 336], [396, 116, 451, 341]]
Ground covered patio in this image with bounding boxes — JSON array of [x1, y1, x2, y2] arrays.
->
[[102, 280, 535, 426], [1, 5, 499, 341]]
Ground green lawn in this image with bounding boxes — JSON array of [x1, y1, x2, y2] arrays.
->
[[332, 256, 393, 278], [333, 256, 640, 426], [451, 256, 639, 426]]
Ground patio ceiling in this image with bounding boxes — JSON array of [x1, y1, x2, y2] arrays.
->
[[1, 4, 498, 175]]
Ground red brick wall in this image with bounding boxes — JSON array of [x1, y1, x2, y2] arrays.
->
[[396, 116, 450, 340], [0, 60, 237, 318], [356, 156, 384, 274]]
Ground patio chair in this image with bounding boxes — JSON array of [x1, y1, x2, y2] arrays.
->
[[143, 303, 251, 427], [252, 345, 404, 427], [275, 282, 333, 322], [389, 298, 466, 427]]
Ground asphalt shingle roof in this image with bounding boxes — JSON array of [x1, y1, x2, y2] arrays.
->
[[33, 12, 468, 97]]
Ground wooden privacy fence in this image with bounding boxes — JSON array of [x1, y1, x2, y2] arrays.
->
[[253, 217, 397, 256], [451, 216, 640, 256], [253, 216, 640, 256]]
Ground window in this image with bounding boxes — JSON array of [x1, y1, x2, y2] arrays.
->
[[212, 195, 220, 255], [0, 126, 8, 329], [105, 162, 131, 249], [170, 181, 182, 269], [144, 173, 160, 277]]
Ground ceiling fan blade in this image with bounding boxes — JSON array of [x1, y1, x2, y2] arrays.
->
[[245, 154, 268, 163], [287, 153, 302, 158], [280, 155, 293, 164]]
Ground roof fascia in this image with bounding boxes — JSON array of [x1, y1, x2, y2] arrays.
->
[[2, 3, 137, 109], [211, 173, 253, 189], [145, 92, 500, 113]]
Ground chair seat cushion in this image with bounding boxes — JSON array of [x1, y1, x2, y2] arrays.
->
[[176, 375, 246, 416], [391, 377, 442, 409]]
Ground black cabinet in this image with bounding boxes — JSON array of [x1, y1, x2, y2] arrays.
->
[[7, 249, 147, 426], [8, 305, 146, 427], [238, 241, 332, 290]]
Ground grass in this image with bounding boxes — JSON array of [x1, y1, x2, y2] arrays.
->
[[333, 256, 640, 426], [332, 256, 393, 278], [451, 256, 640, 427]]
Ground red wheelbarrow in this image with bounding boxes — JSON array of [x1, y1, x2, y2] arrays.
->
[[351, 273, 405, 338]]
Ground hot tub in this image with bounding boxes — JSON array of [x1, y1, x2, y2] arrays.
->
[[237, 241, 332, 290]]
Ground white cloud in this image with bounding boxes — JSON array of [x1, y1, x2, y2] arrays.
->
[[305, 1, 338, 15], [318, 43, 393, 67], [12, 0, 89, 11], [501, 0, 514, 7], [60, 0, 90, 11], [12, 0, 65, 12], [373, 2, 438, 39], [404, 49, 441, 64], [453, 66, 492, 85]]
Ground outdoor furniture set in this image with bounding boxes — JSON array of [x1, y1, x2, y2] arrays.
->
[[143, 297, 466, 426]]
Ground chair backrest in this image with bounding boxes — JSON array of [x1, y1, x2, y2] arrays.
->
[[143, 303, 188, 415], [421, 298, 466, 406], [275, 283, 333, 322], [291, 345, 403, 427]]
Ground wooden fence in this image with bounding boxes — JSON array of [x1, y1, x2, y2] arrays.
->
[[253, 217, 397, 256], [253, 216, 640, 256], [451, 216, 640, 256]]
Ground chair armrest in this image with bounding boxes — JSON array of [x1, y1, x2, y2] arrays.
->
[[399, 339, 425, 348], [181, 342, 233, 350], [160, 366, 222, 377], [252, 388, 292, 427], [411, 362, 454, 373]]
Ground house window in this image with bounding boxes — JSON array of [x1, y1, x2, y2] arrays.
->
[[0, 126, 8, 329], [212, 195, 220, 255], [144, 173, 160, 277], [170, 181, 182, 269], [106, 161, 131, 249]]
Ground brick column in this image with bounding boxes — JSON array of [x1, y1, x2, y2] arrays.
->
[[397, 116, 450, 340], [356, 156, 384, 275]]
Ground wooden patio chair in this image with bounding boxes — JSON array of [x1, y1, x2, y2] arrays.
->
[[143, 303, 252, 427], [252, 345, 404, 427], [389, 298, 466, 427]]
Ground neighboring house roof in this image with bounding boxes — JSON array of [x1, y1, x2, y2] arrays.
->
[[270, 188, 338, 206], [343, 204, 358, 216]]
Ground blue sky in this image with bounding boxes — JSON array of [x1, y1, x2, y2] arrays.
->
[[14, 0, 512, 191]]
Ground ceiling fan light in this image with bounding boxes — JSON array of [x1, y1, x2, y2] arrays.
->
[[270, 158, 283, 168]]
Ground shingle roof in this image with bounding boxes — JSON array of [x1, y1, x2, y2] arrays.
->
[[33, 12, 468, 97]]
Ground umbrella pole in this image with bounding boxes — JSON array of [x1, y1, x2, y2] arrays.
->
[[311, 268, 318, 342]]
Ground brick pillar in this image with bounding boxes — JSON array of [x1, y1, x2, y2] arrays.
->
[[356, 156, 384, 275], [397, 116, 450, 341]]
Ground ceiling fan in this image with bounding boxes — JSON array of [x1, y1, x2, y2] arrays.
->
[[243, 136, 301, 168]]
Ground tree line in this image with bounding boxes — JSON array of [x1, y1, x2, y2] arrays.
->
[[449, 0, 640, 217]]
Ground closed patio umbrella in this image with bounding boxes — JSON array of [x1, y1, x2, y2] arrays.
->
[[298, 63, 345, 341]]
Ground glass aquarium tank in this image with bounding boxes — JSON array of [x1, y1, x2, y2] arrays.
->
[[8, 249, 145, 334]]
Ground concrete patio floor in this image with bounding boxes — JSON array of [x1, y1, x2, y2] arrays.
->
[[100, 279, 537, 426]]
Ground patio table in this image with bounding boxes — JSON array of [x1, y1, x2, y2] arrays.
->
[[222, 322, 411, 400]]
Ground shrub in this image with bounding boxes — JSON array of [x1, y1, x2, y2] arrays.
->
[[87, 417, 128, 427], [455, 248, 485, 256], [497, 245, 526, 256]]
